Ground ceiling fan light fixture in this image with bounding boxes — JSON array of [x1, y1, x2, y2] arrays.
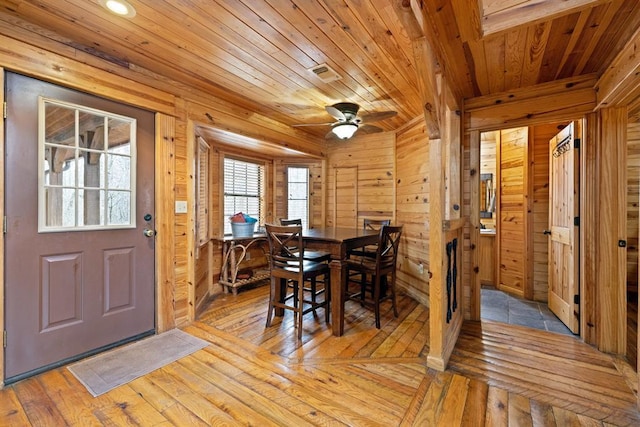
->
[[332, 123, 358, 139]]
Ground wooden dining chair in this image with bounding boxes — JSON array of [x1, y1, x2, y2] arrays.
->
[[265, 224, 331, 339], [278, 218, 332, 312], [346, 225, 403, 329], [348, 218, 391, 260], [279, 218, 331, 262]]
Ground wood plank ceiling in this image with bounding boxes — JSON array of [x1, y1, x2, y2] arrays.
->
[[0, 0, 638, 155]]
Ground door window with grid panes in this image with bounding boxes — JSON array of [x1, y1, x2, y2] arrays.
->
[[39, 97, 136, 232]]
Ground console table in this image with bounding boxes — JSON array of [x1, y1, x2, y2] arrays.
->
[[218, 234, 269, 295]]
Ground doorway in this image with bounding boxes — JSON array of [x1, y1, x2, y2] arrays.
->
[[478, 122, 578, 335], [4, 72, 156, 382]]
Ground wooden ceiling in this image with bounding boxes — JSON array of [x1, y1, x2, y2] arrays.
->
[[0, 0, 638, 154]]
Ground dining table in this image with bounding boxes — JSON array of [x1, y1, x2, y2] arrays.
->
[[302, 227, 380, 336]]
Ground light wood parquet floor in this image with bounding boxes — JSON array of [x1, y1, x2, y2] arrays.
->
[[0, 283, 638, 426]]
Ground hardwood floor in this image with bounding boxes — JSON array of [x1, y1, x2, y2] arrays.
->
[[1, 283, 639, 426]]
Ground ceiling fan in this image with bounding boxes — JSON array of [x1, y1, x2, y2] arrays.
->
[[293, 102, 397, 140]]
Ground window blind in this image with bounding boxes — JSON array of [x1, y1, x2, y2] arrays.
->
[[224, 157, 264, 235]]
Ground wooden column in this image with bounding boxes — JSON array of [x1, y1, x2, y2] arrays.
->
[[428, 107, 465, 371], [596, 107, 627, 354], [469, 130, 481, 320], [427, 134, 446, 370], [582, 114, 598, 345], [155, 113, 176, 333]]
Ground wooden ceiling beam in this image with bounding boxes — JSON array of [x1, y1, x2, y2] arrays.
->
[[464, 74, 597, 131], [392, 0, 444, 138], [187, 100, 326, 159], [595, 25, 640, 110], [481, 0, 608, 36], [412, 38, 442, 139]]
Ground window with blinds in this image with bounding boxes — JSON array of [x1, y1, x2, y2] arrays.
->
[[287, 166, 309, 228], [196, 137, 209, 246], [223, 157, 264, 235]]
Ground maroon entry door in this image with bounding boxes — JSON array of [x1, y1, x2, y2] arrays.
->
[[4, 72, 156, 381]]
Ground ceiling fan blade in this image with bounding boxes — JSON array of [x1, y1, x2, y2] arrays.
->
[[292, 122, 336, 127], [358, 124, 383, 134], [359, 110, 397, 123], [325, 105, 346, 121]]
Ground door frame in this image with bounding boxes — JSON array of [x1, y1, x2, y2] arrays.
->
[[470, 118, 584, 329], [471, 112, 628, 353]]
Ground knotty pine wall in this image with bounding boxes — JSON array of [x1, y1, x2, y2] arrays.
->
[[325, 133, 396, 228], [628, 121, 640, 292], [498, 127, 531, 299], [396, 120, 430, 306]]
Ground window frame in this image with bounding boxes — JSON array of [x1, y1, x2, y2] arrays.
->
[[286, 165, 310, 229], [222, 155, 265, 236], [196, 136, 210, 246]]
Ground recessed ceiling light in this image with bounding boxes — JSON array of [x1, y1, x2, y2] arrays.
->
[[99, 0, 136, 18]]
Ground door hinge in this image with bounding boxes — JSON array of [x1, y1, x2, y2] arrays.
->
[[3, 330, 6, 348], [574, 138, 580, 149], [3, 216, 6, 234], [574, 295, 580, 305], [574, 216, 579, 226], [3, 101, 6, 119]]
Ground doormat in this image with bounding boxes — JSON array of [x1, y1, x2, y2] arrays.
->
[[67, 329, 209, 397]]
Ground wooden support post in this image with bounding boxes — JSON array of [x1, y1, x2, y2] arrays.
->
[[596, 107, 627, 354], [470, 130, 481, 320], [155, 113, 176, 333], [428, 135, 446, 371]]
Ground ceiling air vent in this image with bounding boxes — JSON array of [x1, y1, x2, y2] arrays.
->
[[309, 63, 341, 83]]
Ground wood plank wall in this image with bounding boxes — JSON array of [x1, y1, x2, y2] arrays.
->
[[174, 105, 193, 326], [326, 133, 395, 228], [396, 120, 430, 306], [498, 127, 531, 299], [627, 121, 640, 292]]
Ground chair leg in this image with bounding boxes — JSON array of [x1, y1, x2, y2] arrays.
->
[[373, 275, 381, 329], [360, 272, 367, 306], [390, 272, 398, 318], [310, 277, 317, 315], [297, 278, 304, 339], [265, 276, 277, 327]]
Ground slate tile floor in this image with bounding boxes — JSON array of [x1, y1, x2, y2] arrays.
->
[[481, 286, 574, 336]]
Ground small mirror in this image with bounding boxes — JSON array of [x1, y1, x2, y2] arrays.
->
[[480, 173, 494, 218]]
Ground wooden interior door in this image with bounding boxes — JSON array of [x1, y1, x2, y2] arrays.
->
[[334, 167, 357, 228], [548, 121, 580, 333], [4, 72, 156, 381]]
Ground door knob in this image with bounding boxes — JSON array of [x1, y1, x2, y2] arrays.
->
[[143, 228, 156, 237]]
